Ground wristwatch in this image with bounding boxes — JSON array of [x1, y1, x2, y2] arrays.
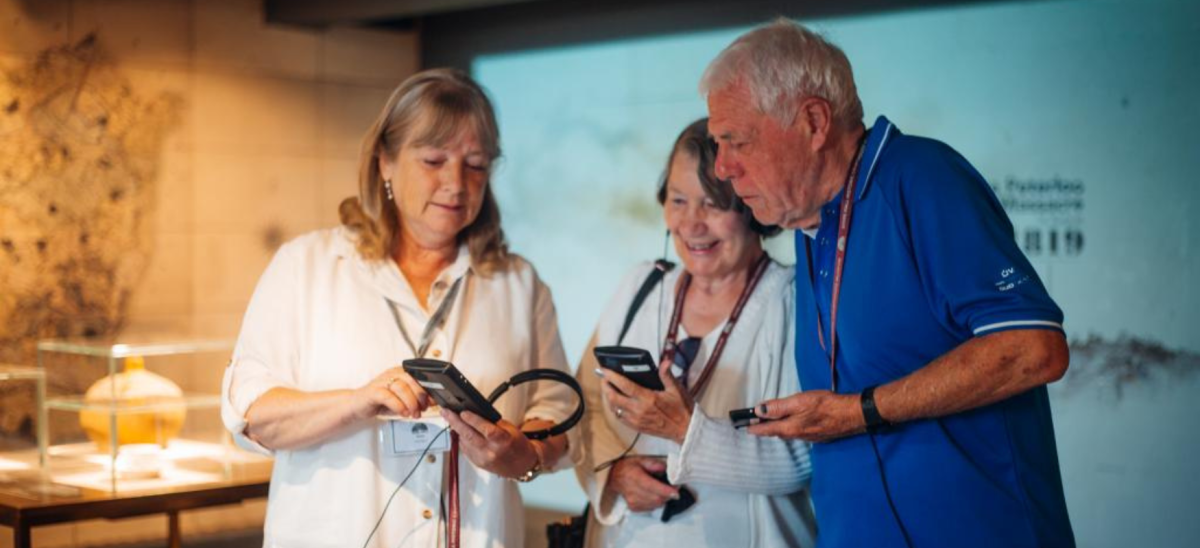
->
[[860, 386, 892, 434], [514, 441, 545, 483]]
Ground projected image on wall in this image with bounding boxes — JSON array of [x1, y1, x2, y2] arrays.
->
[[474, 1, 1199, 546]]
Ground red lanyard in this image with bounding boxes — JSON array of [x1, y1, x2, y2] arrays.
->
[[804, 136, 867, 393], [385, 280, 465, 548], [447, 434, 460, 548], [662, 253, 771, 398]]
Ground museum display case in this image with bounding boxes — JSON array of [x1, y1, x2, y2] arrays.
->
[[0, 365, 46, 481], [32, 337, 270, 493]]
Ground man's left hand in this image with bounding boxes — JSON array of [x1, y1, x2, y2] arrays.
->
[[748, 390, 865, 442]]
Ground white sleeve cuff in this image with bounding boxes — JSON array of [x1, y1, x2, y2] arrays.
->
[[524, 408, 576, 473], [220, 361, 276, 456], [541, 445, 574, 473], [972, 319, 1063, 335], [590, 467, 627, 526], [664, 403, 812, 495], [666, 403, 710, 485]]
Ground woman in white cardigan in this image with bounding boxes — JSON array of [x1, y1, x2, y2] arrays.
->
[[221, 69, 574, 548], [572, 119, 816, 548]]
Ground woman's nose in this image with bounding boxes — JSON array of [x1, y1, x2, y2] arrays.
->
[[440, 162, 465, 192], [681, 206, 708, 232]]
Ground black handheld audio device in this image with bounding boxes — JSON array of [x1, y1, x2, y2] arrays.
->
[[402, 358, 585, 441], [594, 345, 664, 391]]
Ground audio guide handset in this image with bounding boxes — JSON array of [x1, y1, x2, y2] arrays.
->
[[403, 358, 502, 422], [593, 346, 664, 391], [729, 406, 775, 429], [401, 358, 584, 441]]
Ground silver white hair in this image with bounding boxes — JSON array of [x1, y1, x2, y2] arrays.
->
[[700, 18, 863, 128]]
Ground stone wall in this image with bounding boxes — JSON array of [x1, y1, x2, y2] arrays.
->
[[0, 0, 418, 545]]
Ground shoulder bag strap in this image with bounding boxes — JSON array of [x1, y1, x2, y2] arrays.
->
[[617, 259, 674, 345]]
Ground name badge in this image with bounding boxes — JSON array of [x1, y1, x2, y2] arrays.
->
[[382, 414, 450, 457]]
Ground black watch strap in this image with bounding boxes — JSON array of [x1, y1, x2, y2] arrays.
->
[[861, 386, 892, 433]]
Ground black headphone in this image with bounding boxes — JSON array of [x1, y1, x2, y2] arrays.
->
[[487, 369, 584, 440]]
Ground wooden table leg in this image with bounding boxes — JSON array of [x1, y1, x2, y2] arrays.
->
[[13, 516, 31, 548], [168, 510, 181, 548]]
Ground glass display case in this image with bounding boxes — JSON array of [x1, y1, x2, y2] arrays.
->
[[0, 365, 46, 480], [35, 337, 270, 493]]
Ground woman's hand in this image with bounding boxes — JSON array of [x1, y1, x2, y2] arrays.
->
[[441, 409, 540, 478], [351, 367, 430, 420], [599, 358, 695, 443], [607, 456, 680, 512]]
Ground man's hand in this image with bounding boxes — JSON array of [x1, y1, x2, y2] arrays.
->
[[599, 358, 694, 444], [607, 457, 679, 512], [441, 409, 539, 478], [748, 390, 865, 442], [748, 330, 1070, 443]]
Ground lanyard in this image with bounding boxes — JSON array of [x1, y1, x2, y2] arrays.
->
[[804, 135, 867, 394], [384, 275, 464, 360], [662, 253, 771, 399], [383, 273, 465, 548]]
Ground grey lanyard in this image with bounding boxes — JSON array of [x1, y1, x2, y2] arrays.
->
[[385, 275, 465, 359]]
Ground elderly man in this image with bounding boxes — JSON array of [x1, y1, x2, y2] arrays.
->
[[701, 19, 1075, 548]]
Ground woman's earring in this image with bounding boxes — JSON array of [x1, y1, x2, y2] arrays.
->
[[384, 179, 394, 201]]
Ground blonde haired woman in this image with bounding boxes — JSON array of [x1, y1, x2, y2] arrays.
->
[[221, 69, 574, 548]]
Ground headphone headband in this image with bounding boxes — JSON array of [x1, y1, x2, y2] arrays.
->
[[487, 369, 584, 441]]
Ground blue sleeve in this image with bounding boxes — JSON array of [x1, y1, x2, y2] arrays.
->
[[888, 138, 1063, 337]]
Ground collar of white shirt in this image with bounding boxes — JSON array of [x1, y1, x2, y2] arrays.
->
[[335, 228, 473, 311]]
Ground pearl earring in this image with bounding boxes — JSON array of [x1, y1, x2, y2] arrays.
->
[[384, 179, 394, 201]]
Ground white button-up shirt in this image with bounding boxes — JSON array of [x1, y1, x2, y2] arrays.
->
[[221, 227, 574, 548]]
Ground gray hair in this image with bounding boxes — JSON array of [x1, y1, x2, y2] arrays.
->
[[700, 18, 863, 128]]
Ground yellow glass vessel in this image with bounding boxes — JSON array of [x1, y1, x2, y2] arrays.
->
[[78, 356, 187, 448]]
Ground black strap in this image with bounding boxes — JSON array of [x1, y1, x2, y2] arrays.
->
[[618, 260, 675, 344], [551, 260, 673, 546]]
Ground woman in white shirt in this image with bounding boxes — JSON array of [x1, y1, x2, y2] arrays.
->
[[221, 68, 575, 548], [571, 119, 816, 547]]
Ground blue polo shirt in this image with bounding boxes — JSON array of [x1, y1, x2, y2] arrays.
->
[[797, 116, 1075, 548]]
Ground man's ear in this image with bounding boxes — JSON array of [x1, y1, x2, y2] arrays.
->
[[793, 97, 834, 152]]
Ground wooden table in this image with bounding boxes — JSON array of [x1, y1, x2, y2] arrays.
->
[[0, 472, 269, 548]]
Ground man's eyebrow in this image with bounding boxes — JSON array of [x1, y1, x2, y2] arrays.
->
[[714, 132, 734, 142]]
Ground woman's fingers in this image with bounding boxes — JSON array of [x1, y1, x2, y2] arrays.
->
[[599, 369, 646, 401], [601, 364, 692, 442], [627, 493, 671, 513], [636, 457, 667, 474], [387, 381, 423, 418], [380, 368, 430, 412], [611, 458, 677, 512], [460, 411, 506, 443], [658, 357, 682, 394], [639, 475, 679, 500], [441, 409, 484, 445], [359, 368, 427, 419], [372, 387, 409, 416], [394, 373, 431, 409], [601, 381, 638, 416], [442, 410, 538, 477]]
